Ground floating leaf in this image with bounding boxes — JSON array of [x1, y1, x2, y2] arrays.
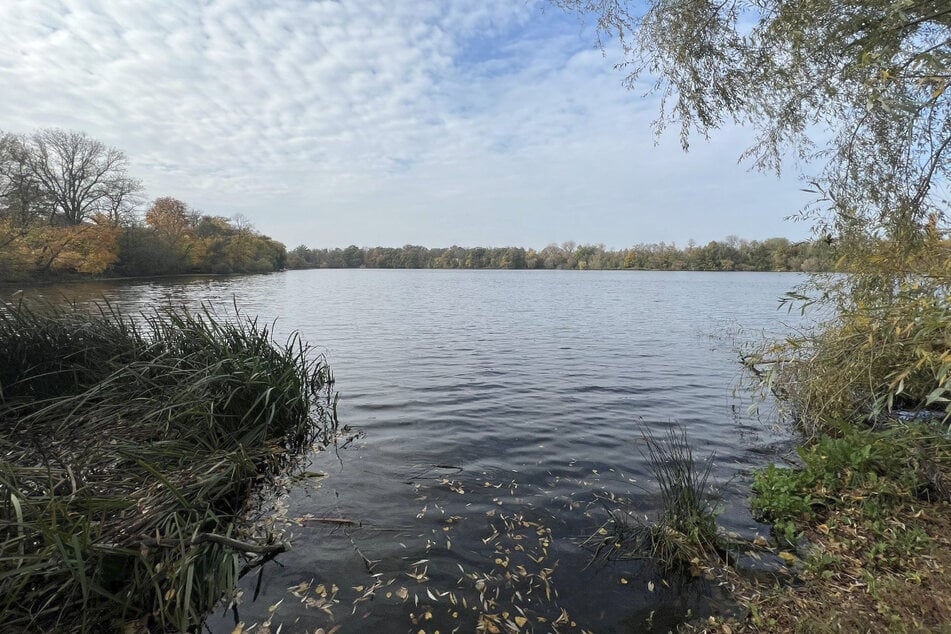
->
[[778, 551, 797, 564]]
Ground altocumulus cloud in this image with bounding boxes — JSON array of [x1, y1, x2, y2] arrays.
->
[[0, 0, 810, 247]]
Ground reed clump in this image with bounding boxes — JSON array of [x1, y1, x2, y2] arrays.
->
[[0, 301, 337, 632], [588, 426, 721, 573]]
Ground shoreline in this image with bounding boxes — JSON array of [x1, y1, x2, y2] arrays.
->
[[691, 421, 951, 632]]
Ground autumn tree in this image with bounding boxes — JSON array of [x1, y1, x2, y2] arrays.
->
[[1, 128, 290, 281], [146, 197, 195, 240], [28, 223, 122, 274], [2, 130, 125, 276], [143, 196, 199, 272]]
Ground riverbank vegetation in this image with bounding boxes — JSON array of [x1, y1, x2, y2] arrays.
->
[[286, 237, 834, 271], [0, 128, 286, 282], [709, 421, 951, 632], [0, 302, 337, 631]]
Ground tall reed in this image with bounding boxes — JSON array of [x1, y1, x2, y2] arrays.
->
[[586, 426, 721, 573], [0, 301, 336, 631]]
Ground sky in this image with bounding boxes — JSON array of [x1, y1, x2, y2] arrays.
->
[[0, 0, 815, 249]]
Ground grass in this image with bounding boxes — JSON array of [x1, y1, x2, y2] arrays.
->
[[0, 300, 337, 632], [588, 426, 722, 574]]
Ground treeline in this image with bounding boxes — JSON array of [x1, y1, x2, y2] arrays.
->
[[287, 237, 834, 272], [0, 128, 286, 281]]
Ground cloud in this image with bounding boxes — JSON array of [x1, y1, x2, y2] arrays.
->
[[0, 0, 811, 247]]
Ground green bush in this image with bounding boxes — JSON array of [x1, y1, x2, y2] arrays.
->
[[752, 423, 951, 544]]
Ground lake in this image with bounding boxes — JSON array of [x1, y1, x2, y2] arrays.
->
[[10, 269, 805, 632]]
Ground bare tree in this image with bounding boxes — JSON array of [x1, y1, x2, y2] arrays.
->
[[0, 131, 46, 227], [230, 213, 255, 234], [24, 128, 131, 226], [95, 173, 144, 226]]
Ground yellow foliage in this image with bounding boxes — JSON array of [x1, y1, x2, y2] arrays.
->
[[0, 222, 121, 277], [0, 220, 34, 277]]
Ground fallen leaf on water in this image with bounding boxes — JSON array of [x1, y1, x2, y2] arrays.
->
[[778, 551, 797, 564]]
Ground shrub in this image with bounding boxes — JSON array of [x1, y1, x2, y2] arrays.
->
[[752, 423, 951, 544], [749, 277, 951, 437]]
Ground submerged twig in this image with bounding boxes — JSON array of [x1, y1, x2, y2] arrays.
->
[[301, 517, 361, 526], [137, 533, 291, 555]]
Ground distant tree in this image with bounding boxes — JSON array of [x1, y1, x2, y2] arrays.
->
[[23, 129, 134, 226], [144, 197, 197, 271], [343, 244, 364, 268], [499, 247, 527, 269], [286, 244, 317, 269], [574, 244, 605, 270], [525, 248, 540, 269], [96, 173, 144, 227], [539, 244, 567, 269], [0, 128, 295, 281], [30, 224, 122, 274], [465, 247, 488, 269], [279, 239, 833, 272], [146, 197, 194, 241], [230, 213, 254, 234]]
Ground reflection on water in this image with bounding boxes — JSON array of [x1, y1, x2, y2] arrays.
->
[[5, 269, 803, 632]]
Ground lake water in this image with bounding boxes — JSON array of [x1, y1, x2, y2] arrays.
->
[[10, 269, 805, 632]]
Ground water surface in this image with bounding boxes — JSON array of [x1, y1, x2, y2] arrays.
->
[[9, 269, 804, 632]]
